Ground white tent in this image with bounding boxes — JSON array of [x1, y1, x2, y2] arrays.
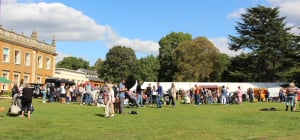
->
[[136, 82, 285, 97]]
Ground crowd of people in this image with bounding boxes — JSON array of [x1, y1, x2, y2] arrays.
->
[[8, 80, 299, 119]]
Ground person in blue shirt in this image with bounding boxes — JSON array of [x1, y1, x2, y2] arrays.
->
[[156, 82, 163, 108], [119, 79, 127, 114]]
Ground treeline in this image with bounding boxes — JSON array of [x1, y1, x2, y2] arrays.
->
[[57, 5, 300, 85]]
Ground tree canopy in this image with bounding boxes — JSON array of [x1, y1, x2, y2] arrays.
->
[[56, 56, 89, 70], [174, 37, 219, 81], [97, 46, 137, 84], [228, 5, 299, 82], [158, 32, 192, 81], [136, 55, 160, 82]]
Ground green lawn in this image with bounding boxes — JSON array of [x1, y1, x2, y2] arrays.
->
[[0, 98, 300, 140]]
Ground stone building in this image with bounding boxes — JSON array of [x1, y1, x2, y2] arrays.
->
[[77, 68, 105, 86], [0, 26, 56, 91], [54, 68, 88, 85]]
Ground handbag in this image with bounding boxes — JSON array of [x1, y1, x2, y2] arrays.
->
[[10, 104, 21, 115]]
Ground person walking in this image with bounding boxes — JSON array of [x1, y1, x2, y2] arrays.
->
[[104, 84, 115, 118]]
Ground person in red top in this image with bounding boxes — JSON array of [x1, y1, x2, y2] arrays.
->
[[194, 85, 201, 105], [21, 83, 34, 118]]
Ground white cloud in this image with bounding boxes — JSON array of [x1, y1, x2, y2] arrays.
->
[[109, 38, 159, 55], [1, 0, 159, 55], [227, 8, 246, 19], [55, 52, 69, 63], [209, 38, 243, 56], [227, 0, 300, 34], [268, 0, 300, 34]]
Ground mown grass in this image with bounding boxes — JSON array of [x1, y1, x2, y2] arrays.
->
[[1, 98, 300, 140]]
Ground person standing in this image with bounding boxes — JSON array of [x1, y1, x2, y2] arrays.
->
[[156, 82, 163, 108], [60, 83, 66, 104], [20, 83, 33, 118], [136, 80, 143, 107], [11, 84, 19, 99], [40, 84, 47, 103], [285, 82, 298, 111], [145, 83, 152, 105], [221, 86, 227, 105], [237, 86, 242, 104], [79, 85, 85, 105], [104, 84, 115, 118], [247, 87, 254, 103], [170, 83, 177, 101], [194, 85, 200, 105], [119, 79, 127, 114], [85, 82, 93, 105], [152, 85, 157, 105], [49, 83, 55, 102]]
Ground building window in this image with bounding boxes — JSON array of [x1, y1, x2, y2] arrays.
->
[[13, 73, 20, 86], [1, 72, 9, 90], [25, 53, 31, 66], [24, 74, 30, 83], [38, 56, 43, 68], [3, 48, 10, 62], [46, 58, 51, 69], [14, 50, 21, 64], [36, 76, 42, 84]]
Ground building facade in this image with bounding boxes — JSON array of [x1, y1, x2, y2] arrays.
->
[[54, 68, 88, 85], [77, 68, 105, 86], [0, 26, 56, 91]]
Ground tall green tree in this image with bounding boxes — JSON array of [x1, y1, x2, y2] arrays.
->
[[90, 58, 103, 70], [97, 46, 137, 84], [136, 55, 160, 82], [158, 32, 192, 81], [56, 56, 89, 70], [228, 5, 297, 82], [174, 37, 219, 81], [210, 53, 231, 82], [223, 53, 253, 82]]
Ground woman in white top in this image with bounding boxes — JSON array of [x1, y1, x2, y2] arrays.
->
[[104, 84, 115, 118], [60, 83, 66, 104]]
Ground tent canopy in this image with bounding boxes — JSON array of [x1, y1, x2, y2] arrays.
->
[[0, 77, 11, 84]]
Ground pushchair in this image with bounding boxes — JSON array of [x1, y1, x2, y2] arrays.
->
[[95, 92, 105, 107], [229, 92, 238, 104], [125, 92, 138, 108]]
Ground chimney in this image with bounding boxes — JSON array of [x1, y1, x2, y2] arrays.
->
[[51, 35, 56, 47], [31, 31, 38, 40]]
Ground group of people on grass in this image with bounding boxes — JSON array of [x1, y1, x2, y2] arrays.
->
[[10, 83, 34, 118], [9, 80, 299, 119]]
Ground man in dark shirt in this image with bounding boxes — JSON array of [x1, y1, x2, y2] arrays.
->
[[21, 83, 34, 118]]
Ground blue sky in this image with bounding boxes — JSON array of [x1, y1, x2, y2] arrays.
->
[[1, 0, 300, 65]]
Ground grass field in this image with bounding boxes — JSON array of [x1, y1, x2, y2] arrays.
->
[[1, 98, 300, 140]]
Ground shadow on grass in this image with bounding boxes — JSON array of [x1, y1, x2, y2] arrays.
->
[[95, 113, 106, 117]]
